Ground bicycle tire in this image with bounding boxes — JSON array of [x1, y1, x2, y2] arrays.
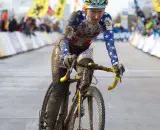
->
[[39, 82, 54, 130], [39, 82, 62, 130], [68, 86, 105, 130], [39, 80, 70, 130]]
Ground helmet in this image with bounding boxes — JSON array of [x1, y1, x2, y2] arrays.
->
[[84, 0, 108, 9]]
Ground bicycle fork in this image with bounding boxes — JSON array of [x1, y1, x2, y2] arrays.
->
[[77, 68, 91, 130]]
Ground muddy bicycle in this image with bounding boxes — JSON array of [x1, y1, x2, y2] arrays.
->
[[39, 60, 124, 130]]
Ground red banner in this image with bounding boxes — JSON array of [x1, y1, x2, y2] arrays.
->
[[47, 6, 54, 16]]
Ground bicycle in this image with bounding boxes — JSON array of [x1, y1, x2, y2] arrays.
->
[[39, 59, 124, 130]]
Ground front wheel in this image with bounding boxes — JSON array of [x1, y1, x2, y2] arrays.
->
[[68, 86, 105, 130]]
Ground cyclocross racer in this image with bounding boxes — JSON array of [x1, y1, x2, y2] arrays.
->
[[46, 0, 124, 129]]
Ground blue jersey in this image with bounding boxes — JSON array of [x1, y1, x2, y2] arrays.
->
[[60, 10, 119, 65]]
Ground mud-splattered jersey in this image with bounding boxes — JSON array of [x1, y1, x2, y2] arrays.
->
[[60, 10, 119, 65]]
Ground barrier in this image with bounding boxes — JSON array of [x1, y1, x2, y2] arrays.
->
[[8, 33, 24, 53], [129, 32, 160, 58], [142, 35, 155, 53], [130, 33, 140, 46], [15, 32, 28, 51], [136, 35, 144, 49], [0, 33, 16, 57], [0, 32, 61, 58]]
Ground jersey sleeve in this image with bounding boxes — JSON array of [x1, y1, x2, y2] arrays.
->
[[101, 13, 119, 65], [59, 11, 83, 56]]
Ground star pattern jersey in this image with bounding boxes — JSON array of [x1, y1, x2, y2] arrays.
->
[[60, 10, 119, 65]]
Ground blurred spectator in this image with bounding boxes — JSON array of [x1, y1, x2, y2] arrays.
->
[[17, 17, 25, 32], [0, 20, 7, 31], [36, 17, 43, 31], [8, 17, 17, 32], [53, 21, 60, 32], [0, 10, 8, 32], [0, 14, 62, 35], [132, 0, 160, 36], [23, 17, 37, 36], [40, 22, 51, 33], [1, 11, 8, 21]]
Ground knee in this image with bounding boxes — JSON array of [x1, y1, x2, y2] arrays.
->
[[76, 58, 94, 88], [76, 58, 94, 74]]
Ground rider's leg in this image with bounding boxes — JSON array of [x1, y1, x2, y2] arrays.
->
[[46, 46, 70, 130], [76, 58, 94, 91], [75, 47, 94, 91], [46, 68, 70, 130]]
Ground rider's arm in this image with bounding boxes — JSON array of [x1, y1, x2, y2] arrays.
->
[[59, 11, 83, 56], [101, 13, 119, 65]]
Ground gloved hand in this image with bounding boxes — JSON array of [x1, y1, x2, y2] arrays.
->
[[63, 54, 76, 68], [113, 63, 125, 77]]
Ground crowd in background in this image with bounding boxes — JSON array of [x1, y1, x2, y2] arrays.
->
[[132, 13, 160, 36], [132, 0, 160, 36], [113, 23, 129, 33], [0, 14, 61, 36], [1, 0, 160, 38]]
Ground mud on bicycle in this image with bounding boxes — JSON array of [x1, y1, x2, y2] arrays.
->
[[39, 57, 125, 130]]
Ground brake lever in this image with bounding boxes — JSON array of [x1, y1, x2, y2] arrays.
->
[[120, 76, 122, 83], [119, 64, 125, 83]]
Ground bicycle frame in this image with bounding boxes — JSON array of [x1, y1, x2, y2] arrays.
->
[[55, 77, 83, 129], [57, 61, 122, 129], [59, 72, 88, 129], [65, 88, 82, 128]]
